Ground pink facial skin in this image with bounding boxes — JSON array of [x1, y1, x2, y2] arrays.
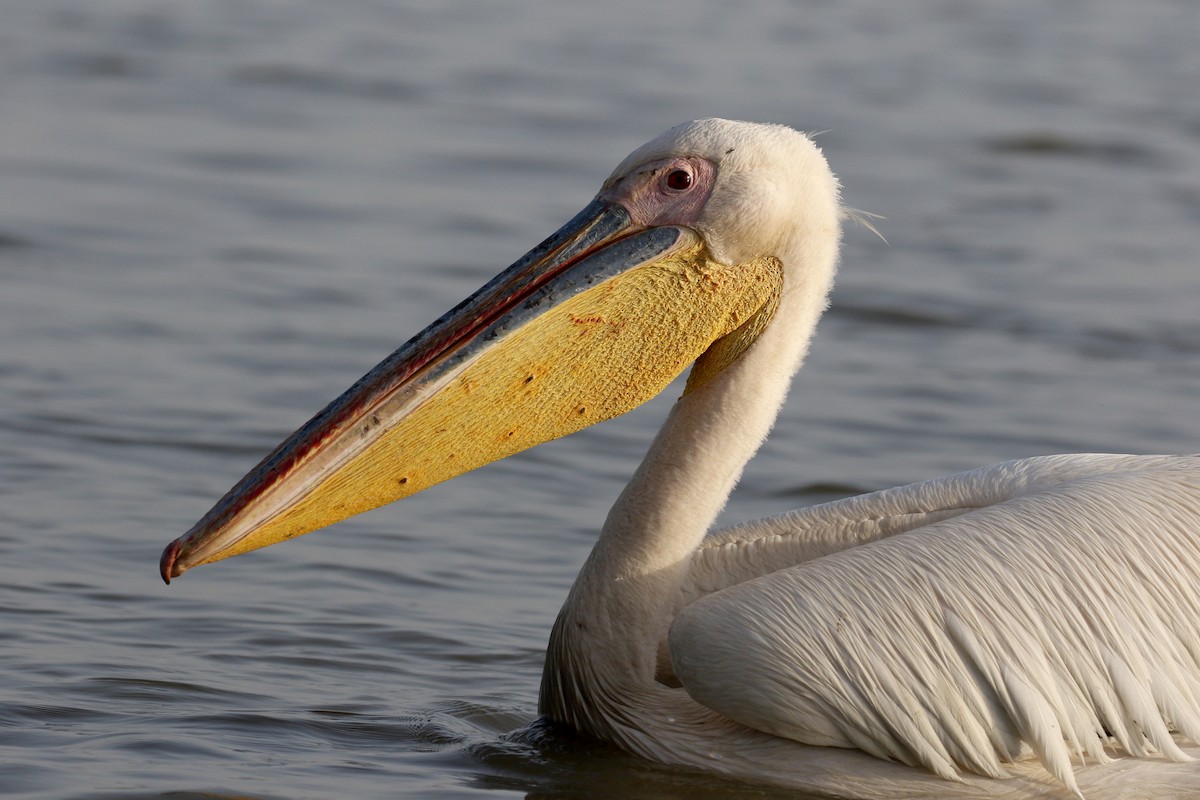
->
[[598, 156, 717, 230]]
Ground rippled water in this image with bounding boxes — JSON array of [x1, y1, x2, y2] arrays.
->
[[2, 1, 1198, 798]]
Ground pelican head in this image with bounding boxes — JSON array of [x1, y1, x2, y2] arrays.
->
[[161, 119, 841, 581]]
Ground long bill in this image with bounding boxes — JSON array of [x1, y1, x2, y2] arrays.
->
[[161, 198, 783, 583]]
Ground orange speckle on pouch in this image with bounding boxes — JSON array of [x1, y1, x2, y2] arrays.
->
[[571, 314, 608, 325]]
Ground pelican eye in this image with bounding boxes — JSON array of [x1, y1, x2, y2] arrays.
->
[[665, 169, 693, 191]]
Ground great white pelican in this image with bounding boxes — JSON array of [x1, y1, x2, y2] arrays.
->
[[161, 119, 1200, 799]]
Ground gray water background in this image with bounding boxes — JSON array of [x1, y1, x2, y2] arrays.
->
[[2, 1, 1198, 798]]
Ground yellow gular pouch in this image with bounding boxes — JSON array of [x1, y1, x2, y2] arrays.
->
[[199, 241, 783, 565]]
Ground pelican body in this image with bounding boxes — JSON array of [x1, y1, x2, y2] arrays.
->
[[162, 120, 1200, 799]]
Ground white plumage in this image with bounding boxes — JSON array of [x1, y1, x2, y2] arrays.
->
[[670, 455, 1200, 797]]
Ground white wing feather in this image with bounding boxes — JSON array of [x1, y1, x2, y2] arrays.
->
[[668, 454, 1200, 791]]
